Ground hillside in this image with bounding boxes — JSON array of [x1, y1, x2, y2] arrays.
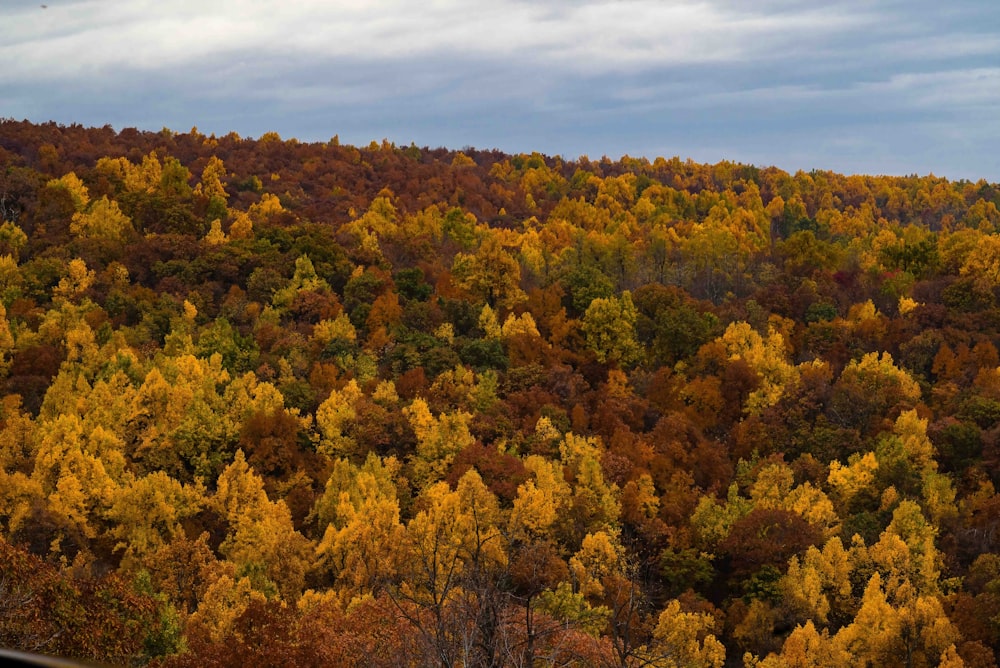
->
[[2, 119, 1000, 666]]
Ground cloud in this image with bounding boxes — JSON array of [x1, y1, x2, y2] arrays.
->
[[2, 0, 999, 180], [0, 0, 871, 82]]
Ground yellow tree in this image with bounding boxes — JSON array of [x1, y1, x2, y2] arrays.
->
[[751, 620, 848, 668], [27, 413, 119, 558], [47, 172, 90, 211], [830, 352, 922, 434], [194, 155, 229, 221], [452, 234, 526, 308], [961, 233, 1000, 292], [831, 572, 959, 667], [395, 470, 507, 666], [105, 471, 205, 565], [212, 450, 312, 600], [53, 258, 95, 304], [778, 537, 855, 630], [569, 530, 625, 600], [96, 152, 164, 194], [508, 454, 572, 541], [403, 397, 475, 488], [643, 599, 726, 668], [127, 354, 237, 480], [70, 195, 134, 242], [315, 379, 364, 458], [719, 321, 799, 414], [186, 571, 266, 644], [271, 255, 333, 311], [313, 453, 405, 602]]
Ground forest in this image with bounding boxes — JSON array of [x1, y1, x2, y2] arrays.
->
[[2, 118, 1000, 667]]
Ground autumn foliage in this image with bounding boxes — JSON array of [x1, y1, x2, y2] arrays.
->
[[1, 119, 1000, 665]]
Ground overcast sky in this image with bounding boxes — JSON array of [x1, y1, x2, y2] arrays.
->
[[3, 0, 999, 181]]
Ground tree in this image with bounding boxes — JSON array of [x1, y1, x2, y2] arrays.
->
[[634, 283, 718, 366], [403, 397, 476, 487], [644, 598, 725, 668], [830, 352, 922, 435], [105, 471, 205, 565], [194, 156, 229, 222], [392, 470, 507, 668], [582, 291, 642, 366], [313, 454, 405, 602], [0, 536, 161, 664], [452, 234, 526, 308], [719, 321, 799, 414], [831, 572, 959, 667], [70, 195, 134, 241], [211, 450, 312, 600]]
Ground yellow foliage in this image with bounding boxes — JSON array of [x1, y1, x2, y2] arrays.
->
[[828, 452, 878, 508], [0, 470, 44, 538], [569, 530, 623, 599], [48, 172, 90, 211], [509, 455, 570, 539], [961, 233, 1000, 291], [106, 471, 205, 561], [781, 556, 831, 626], [890, 409, 936, 474], [898, 296, 920, 315], [228, 211, 253, 240], [54, 258, 95, 302], [922, 471, 958, 527], [204, 219, 227, 245], [479, 304, 501, 339], [832, 571, 959, 667], [70, 195, 134, 241], [785, 483, 841, 537], [195, 156, 228, 201], [720, 321, 798, 413], [314, 489, 403, 599], [315, 379, 363, 458], [188, 573, 267, 643], [402, 471, 506, 604], [691, 483, 753, 546], [749, 463, 794, 508], [312, 313, 356, 347], [372, 379, 399, 405], [97, 152, 163, 193], [248, 192, 285, 222], [500, 311, 540, 339], [403, 397, 475, 487], [0, 255, 23, 304], [754, 620, 847, 668], [648, 599, 726, 668], [214, 451, 311, 598]]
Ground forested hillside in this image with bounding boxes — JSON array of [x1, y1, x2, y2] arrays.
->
[[3, 119, 1000, 666]]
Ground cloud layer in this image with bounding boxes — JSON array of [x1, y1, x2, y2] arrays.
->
[[3, 0, 999, 180]]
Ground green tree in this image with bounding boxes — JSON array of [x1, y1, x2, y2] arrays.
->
[[582, 291, 642, 366]]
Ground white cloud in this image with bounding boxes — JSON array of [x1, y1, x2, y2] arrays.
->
[[0, 0, 873, 84], [875, 68, 1000, 110]]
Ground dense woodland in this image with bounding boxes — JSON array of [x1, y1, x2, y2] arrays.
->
[[3, 119, 1000, 666]]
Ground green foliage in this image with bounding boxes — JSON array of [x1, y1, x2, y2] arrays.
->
[[634, 283, 718, 364], [582, 291, 642, 366], [195, 317, 259, 374], [564, 263, 616, 314], [660, 546, 715, 595]]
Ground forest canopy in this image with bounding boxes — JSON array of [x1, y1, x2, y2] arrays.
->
[[2, 119, 1000, 666]]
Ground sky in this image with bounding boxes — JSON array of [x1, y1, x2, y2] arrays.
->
[[3, 0, 1000, 182]]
